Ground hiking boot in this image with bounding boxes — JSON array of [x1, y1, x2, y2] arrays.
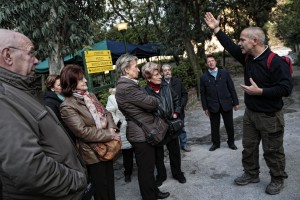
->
[[265, 179, 284, 195], [234, 173, 260, 185]]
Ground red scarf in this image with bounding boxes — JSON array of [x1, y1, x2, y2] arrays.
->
[[147, 81, 161, 93]]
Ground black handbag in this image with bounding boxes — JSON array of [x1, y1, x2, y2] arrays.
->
[[166, 118, 184, 138]]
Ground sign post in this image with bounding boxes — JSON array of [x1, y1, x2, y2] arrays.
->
[[83, 50, 115, 94]]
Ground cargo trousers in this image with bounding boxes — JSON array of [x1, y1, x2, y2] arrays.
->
[[242, 108, 288, 180]]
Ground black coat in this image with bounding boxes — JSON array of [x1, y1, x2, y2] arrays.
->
[[144, 80, 181, 120], [44, 91, 76, 142], [215, 30, 293, 112], [168, 76, 188, 118], [200, 68, 239, 113]]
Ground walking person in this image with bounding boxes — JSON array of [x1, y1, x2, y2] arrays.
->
[[200, 55, 239, 151], [60, 64, 120, 200], [142, 62, 186, 187], [115, 54, 170, 200], [162, 64, 191, 152], [0, 29, 87, 200], [204, 12, 293, 195], [106, 87, 134, 183]]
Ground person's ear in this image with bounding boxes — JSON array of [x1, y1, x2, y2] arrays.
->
[[124, 67, 129, 74], [1, 48, 13, 65]]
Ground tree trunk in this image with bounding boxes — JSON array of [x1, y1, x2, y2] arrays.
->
[[48, 6, 64, 75], [49, 43, 64, 75], [184, 38, 201, 99]]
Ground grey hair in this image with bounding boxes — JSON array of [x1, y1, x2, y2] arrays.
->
[[244, 27, 266, 45], [141, 62, 161, 79], [115, 53, 138, 78], [162, 64, 172, 70]]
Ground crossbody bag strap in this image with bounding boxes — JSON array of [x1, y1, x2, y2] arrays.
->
[[119, 107, 144, 128]]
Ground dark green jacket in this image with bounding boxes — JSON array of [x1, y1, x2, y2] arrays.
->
[[0, 67, 87, 200]]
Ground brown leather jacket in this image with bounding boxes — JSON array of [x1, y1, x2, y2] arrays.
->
[[60, 94, 118, 165], [115, 77, 159, 142]]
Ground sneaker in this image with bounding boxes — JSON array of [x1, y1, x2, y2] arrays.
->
[[234, 173, 260, 185], [181, 146, 191, 152], [265, 179, 284, 195]]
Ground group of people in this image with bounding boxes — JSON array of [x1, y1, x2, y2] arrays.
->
[[0, 10, 293, 200]]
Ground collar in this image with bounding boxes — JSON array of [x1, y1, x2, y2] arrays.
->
[[147, 81, 161, 92], [0, 67, 41, 92], [208, 67, 218, 74], [253, 45, 269, 60], [122, 76, 139, 84]]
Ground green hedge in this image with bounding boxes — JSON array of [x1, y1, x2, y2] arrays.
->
[[170, 62, 196, 89]]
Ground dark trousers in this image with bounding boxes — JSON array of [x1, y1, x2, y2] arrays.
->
[[242, 108, 288, 180], [155, 137, 183, 180], [131, 142, 159, 200], [87, 161, 115, 200], [122, 148, 134, 176], [209, 107, 234, 145]]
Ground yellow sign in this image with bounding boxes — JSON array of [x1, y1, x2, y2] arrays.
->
[[84, 50, 113, 74], [87, 66, 113, 74], [85, 55, 112, 62], [84, 50, 111, 57], [86, 61, 113, 68]]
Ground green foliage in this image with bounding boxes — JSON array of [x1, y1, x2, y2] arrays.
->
[[170, 62, 196, 89], [271, 0, 300, 47], [139, 79, 147, 88], [0, 0, 106, 72], [98, 90, 110, 106]]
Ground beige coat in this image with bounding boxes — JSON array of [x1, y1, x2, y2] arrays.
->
[[61, 95, 118, 165]]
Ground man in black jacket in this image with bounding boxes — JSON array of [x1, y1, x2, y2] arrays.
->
[[162, 64, 191, 152], [204, 12, 293, 195], [200, 55, 239, 151]]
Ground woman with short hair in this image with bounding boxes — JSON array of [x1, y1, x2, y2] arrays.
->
[[44, 75, 76, 142], [141, 62, 186, 187], [60, 64, 120, 200], [115, 54, 170, 200]]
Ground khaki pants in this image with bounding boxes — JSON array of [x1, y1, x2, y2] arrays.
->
[[242, 108, 288, 180]]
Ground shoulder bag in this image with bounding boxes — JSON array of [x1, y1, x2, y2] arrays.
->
[[166, 118, 184, 139], [88, 140, 121, 161], [127, 114, 168, 146]]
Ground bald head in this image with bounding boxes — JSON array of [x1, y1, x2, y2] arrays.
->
[[0, 29, 23, 49], [0, 29, 38, 76], [243, 27, 266, 45]]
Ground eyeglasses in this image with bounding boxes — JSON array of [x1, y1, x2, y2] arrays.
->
[[8, 46, 36, 57]]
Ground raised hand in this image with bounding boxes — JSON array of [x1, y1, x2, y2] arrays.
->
[[204, 12, 221, 33]]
